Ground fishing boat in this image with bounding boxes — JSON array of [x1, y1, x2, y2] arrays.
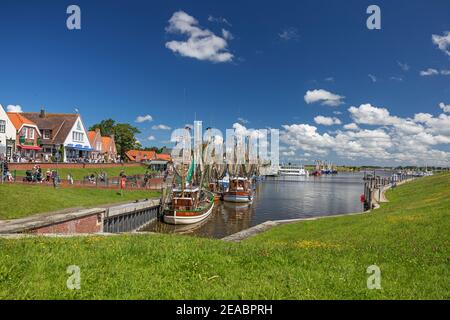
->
[[207, 163, 227, 202], [312, 160, 322, 176], [163, 135, 214, 225], [163, 187, 215, 225], [208, 182, 223, 202], [223, 177, 253, 203]]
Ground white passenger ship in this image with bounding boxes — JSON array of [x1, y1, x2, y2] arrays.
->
[[278, 165, 309, 176]]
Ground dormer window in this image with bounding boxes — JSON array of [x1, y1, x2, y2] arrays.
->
[[42, 130, 51, 139]]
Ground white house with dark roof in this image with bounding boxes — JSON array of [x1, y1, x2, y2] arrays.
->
[[0, 105, 17, 160], [22, 108, 93, 162]]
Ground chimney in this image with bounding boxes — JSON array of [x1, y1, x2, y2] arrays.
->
[[95, 128, 101, 134], [40, 107, 46, 118]]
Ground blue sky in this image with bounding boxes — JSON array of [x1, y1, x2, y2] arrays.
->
[[0, 0, 449, 165]]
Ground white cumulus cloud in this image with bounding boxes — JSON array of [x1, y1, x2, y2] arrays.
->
[[420, 68, 439, 76], [165, 11, 233, 63], [439, 102, 450, 113], [343, 123, 359, 131], [152, 124, 171, 130], [304, 89, 345, 107], [135, 115, 153, 123], [314, 116, 342, 126], [6, 105, 23, 113]]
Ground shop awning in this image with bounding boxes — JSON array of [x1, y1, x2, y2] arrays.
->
[[18, 145, 42, 151], [65, 144, 93, 151]]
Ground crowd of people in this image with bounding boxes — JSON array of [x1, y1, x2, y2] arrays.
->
[[23, 165, 60, 185], [1, 160, 172, 189]]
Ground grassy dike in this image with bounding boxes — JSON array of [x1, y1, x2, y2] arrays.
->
[[0, 173, 449, 299], [0, 184, 160, 220]]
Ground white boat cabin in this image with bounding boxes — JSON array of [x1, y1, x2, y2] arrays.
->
[[229, 177, 250, 191], [171, 187, 200, 210]]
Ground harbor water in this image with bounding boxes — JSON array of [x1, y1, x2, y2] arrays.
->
[[143, 172, 366, 238]]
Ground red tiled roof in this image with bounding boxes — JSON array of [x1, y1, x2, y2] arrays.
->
[[155, 153, 171, 161], [7, 113, 38, 130], [102, 136, 112, 152], [126, 150, 156, 161], [87, 131, 98, 145]]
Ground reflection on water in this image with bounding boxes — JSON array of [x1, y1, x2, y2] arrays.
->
[[143, 172, 365, 239]]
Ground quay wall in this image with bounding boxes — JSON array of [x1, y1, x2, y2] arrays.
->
[[0, 199, 160, 235], [32, 213, 102, 234]]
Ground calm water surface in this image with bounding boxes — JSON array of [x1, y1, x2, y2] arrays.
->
[[143, 172, 365, 238]]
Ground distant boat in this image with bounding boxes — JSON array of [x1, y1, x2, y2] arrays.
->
[[312, 170, 322, 177], [278, 165, 309, 176], [223, 177, 253, 203]]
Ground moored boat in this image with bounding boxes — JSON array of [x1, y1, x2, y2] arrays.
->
[[163, 187, 215, 225], [223, 177, 253, 203]]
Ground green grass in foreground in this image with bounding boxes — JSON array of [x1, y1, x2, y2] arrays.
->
[[0, 173, 449, 299], [0, 184, 160, 220], [14, 165, 150, 180]]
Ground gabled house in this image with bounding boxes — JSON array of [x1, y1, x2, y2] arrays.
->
[[87, 128, 118, 163], [22, 108, 93, 162], [125, 149, 172, 171], [7, 112, 42, 161], [0, 105, 16, 161], [101, 135, 118, 162], [87, 129, 103, 161]]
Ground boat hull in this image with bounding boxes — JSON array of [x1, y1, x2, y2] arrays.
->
[[164, 202, 214, 225], [223, 193, 253, 203]]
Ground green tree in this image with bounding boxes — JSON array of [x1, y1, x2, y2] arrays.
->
[[89, 119, 116, 136], [89, 120, 141, 160]]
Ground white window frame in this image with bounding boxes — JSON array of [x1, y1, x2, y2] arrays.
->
[[28, 127, 34, 140], [0, 120, 5, 133], [73, 131, 84, 143]]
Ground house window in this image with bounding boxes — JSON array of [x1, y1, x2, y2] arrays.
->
[[43, 130, 51, 139], [76, 121, 82, 131], [0, 120, 5, 133], [97, 142, 102, 151], [28, 127, 34, 139], [72, 131, 84, 142], [21, 127, 28, 138]]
